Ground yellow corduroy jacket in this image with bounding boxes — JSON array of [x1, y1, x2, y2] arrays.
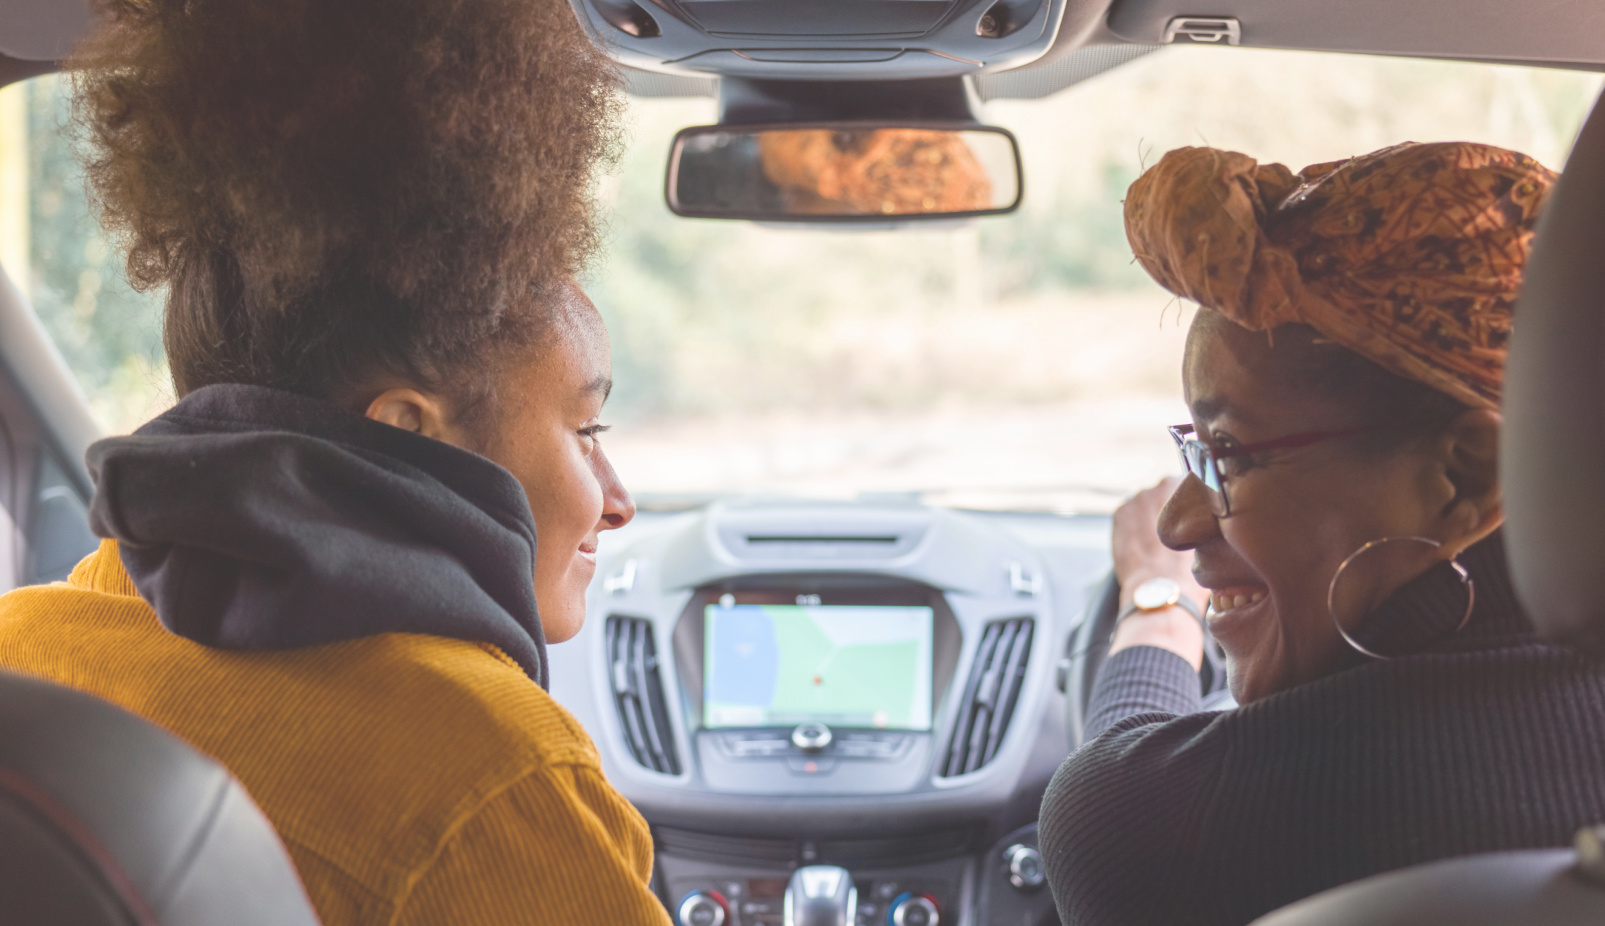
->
[[0, 540, 674, 926]]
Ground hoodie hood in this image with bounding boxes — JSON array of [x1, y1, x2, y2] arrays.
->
[[86, 384, 548, 687]]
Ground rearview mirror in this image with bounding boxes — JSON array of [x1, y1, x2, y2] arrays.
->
[[666, 123, 1023, 222]]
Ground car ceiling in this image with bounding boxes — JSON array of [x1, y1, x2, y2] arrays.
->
[[594, 0, 1605, 100], [2, 0, 1603, 98]]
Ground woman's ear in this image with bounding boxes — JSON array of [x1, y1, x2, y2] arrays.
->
[[1435, 407, 1503, 555], [365, 388, 466, 446]]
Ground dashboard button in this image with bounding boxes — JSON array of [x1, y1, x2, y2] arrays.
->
[[1004, 844, 1045, 891], [836, 732, 913, 759], [785, 756, 837, 774], [677, 891, 729, 926], [723, 734, 791, 758], [888, 893, 940, 926], [792, 722, 833, 751]]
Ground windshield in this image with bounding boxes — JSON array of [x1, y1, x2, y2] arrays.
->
[[1, 48, 1600, 513]]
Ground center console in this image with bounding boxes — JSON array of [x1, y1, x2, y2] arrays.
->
[[551, 500, 1113, 926]]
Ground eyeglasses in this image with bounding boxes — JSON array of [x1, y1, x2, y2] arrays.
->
[[1168, 423, 1366, 517]]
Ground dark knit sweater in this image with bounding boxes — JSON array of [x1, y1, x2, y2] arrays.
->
[[1038, 533, 1605, 926]]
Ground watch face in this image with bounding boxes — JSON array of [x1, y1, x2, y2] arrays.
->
[[1133, 576, 1182, 611]]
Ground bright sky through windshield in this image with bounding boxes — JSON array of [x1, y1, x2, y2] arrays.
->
[[2, 47, 1600, 513]]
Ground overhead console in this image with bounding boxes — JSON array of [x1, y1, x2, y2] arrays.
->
[[566, 0, 1072, 80]]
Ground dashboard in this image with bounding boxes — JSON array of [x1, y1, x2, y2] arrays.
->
[[550, 498, 1114, 926]]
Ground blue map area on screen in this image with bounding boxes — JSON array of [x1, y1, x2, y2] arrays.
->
[[703, 603, 933, 729]]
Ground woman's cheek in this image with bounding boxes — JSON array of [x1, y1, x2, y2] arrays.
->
[[531, 554, 586, 643]]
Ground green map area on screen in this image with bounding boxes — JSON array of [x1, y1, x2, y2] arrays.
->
[[703, 604, 934, 730]]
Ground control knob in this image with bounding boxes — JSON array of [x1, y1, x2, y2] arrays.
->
[[887, 892, 940, 926], [677, 890, 729, 926], [792, 722, 833, 752], [1004, 843, 1045, 891]]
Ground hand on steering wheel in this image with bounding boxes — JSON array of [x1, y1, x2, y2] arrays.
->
[[1110, 476, 1209, 671], [1059, 478, 1229, 742]]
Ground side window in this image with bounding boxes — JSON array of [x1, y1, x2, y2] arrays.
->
[[0, 359, 96, 588], [1, 75, 168, 435], [29, 454, 96, 583], [0, 74, 160, 589]]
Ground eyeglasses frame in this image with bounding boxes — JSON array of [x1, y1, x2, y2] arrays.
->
[[1168, 423, 1368, 516]]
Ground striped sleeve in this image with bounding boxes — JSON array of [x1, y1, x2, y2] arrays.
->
[[1085, 645, 1204, 740], [1039, 708, 1226, 925]]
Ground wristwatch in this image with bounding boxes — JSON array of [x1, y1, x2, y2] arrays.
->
[[1116, 576, 1203, 625]]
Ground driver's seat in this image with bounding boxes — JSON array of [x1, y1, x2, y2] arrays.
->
[[1248, 89, 1605, 925], [0, 668, 322, 925]]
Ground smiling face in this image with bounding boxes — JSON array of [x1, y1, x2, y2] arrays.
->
[[480, 283, 635, 643], [361, 281, 634, 646], [1157, 311, 1499, 702]]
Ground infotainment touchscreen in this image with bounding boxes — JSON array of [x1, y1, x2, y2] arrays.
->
[[703, 602, 934, 730]]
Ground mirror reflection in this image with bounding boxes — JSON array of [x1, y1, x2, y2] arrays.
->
[[669, 126, 1022, 221]]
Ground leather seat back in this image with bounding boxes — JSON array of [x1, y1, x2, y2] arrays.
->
[[0, 669, 322, 926], [1502, 81, 1605, 656]]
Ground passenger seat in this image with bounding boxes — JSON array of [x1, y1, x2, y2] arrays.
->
[[0, 669, 322, 925]]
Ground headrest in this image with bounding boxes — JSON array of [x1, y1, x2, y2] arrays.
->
[[1502, 89, 1605, 656]]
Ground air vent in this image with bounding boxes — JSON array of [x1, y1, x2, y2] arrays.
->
[[940, 617, 1033, 777], [606, 616, 682, 775]]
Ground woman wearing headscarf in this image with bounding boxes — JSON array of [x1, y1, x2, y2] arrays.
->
[[1038, 142, 1605, 926]]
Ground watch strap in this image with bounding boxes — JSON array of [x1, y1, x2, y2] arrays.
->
[[1114, 589, 1204, 626]]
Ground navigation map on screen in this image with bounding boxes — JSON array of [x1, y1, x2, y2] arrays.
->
[[703, 603, 934, 730]]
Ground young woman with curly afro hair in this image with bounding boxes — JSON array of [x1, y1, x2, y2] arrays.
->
[[0, 0, 667, 922]]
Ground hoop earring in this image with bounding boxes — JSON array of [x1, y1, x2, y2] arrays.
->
[[1326, 535, 1474, 660]]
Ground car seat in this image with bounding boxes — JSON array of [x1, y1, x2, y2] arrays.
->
[[0, 668, 323, 926], [1247, 89, 1605, 926]]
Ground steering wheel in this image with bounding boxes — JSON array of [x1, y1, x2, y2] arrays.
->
[[1061, 571, 1233, 746]]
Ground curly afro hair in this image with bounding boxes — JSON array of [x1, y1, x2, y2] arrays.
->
[[72, 0, 622, 414]]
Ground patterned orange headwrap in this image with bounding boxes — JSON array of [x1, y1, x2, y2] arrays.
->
[[1124, 142, 1557, 409]]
